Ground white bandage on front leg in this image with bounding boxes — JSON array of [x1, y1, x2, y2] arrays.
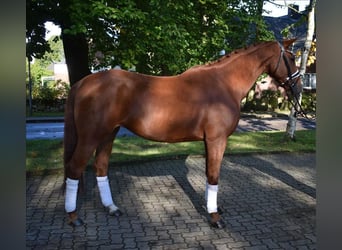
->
[[205, 182, 218, 214], [65, 178, 79, 213], [96, 176, 118, 212]]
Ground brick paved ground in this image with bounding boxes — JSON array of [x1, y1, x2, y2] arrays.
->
[[26, 153, 316, 249]]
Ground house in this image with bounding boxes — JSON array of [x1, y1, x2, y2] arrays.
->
[[41, 60, 69, 87], [53, 63, 69, 83], [264, 4, 308, 51]]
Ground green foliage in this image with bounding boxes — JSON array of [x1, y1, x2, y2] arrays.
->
[[260, 89, 281, 110], [32, 80, 70, 101], [26, 0, 55, 61], [88, 0, 231, 74], [26, 36, 64, 85], [242, 87, 287, 112], [26, 35, 68, 112], [242, 89, 317, 113], [42, 36, 64, 64], [27, 0, 274, 76], [89, 0, 274, 75], [27, 60, 52, 87], [30, 80, 69, 112], [301, 91, 316, 113]]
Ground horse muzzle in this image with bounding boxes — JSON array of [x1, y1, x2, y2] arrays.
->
[[289, 76, 303, 98]]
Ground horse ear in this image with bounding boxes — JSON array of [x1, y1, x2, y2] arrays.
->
[[282, 38, 297, 49]]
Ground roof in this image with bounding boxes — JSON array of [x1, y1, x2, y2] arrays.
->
[[263, 11, 308, 51]]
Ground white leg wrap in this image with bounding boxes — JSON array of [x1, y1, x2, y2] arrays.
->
[[65, 178, 79, 213], [205, 182, 218, 214], [96, 176, 118, 211]]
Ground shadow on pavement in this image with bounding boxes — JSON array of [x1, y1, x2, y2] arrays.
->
[[26, 153, 316, 249]]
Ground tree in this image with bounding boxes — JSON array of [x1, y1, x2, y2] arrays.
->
[[27, 0, 92, 84], [27, 0, 274, 84], [26, 35, 63, 115], [285, 0, 316, 140]]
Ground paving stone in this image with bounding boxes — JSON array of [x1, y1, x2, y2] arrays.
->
[[26, 153, 316, 249]]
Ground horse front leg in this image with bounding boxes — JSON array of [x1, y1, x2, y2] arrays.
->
[[204, 136, 227, 229], [93, 129, 122, 217]]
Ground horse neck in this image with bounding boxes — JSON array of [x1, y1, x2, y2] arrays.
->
[[218, 43, 276, 103]]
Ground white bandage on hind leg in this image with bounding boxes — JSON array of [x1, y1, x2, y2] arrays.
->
[[205, 182, 218, 214], [65, 178, 79, 213], [96, 176, 118, 211]]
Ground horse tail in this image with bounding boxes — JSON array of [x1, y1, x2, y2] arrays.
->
[[63, 83, 78, 184]]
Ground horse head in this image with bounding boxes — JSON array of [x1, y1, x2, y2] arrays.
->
[[269, 38, 302, 98]]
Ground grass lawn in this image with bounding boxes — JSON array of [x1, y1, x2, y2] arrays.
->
[[26, 130, 315, 174]]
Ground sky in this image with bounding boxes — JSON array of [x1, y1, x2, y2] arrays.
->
[[44, 1, 310, 40], [44, 22, 61, 40]]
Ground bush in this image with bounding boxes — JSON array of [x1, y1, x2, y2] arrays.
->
[[30, 80, 70, 112], [242, 88, 285, 112], [241, 88, 316, 113], [301, 91, 316, 113]]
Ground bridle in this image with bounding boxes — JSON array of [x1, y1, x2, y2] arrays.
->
[[274, 42, 311, 119], [274, 42, 301, 89]]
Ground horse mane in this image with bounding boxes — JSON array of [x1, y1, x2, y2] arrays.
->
[[186, 41, 274, 71]]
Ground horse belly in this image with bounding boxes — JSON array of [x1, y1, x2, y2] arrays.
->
[[123, 106, 205, 142]]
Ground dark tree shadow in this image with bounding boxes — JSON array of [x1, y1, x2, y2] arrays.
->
[[227, 153, 316, 199]]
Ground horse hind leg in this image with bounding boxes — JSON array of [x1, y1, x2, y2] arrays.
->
[[65, 139, 98, 226], [93, 127, 122, 217]]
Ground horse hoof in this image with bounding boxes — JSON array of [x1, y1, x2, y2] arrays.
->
[[109, 209, 123, 217], [209, 212, 225, 229], [68, 218, 84, 227], [210, 219, 226, 229], [203, 206, 224, 214]]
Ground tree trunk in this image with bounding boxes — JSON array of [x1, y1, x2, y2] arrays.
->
[[285, 0, 315, 140], [62, 32, 91, 85]]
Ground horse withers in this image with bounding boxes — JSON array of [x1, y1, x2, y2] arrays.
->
[[63, 39, 301, 228]]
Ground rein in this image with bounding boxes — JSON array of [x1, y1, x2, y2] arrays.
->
[[275, 42, 313, 120]]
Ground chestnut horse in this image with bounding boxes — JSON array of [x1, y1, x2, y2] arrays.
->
[[64, 39, 301, 228]]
